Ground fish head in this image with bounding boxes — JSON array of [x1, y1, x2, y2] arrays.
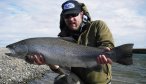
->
[[5, 41, 28, 59]]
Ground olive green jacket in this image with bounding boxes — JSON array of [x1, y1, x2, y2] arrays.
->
[[59, 20, 114, 84], [77, 20, 114, 48]]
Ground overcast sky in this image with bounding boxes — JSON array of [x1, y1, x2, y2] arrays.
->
[[0, 0, 146, 48]]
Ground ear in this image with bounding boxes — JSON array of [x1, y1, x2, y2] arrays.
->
[[80, 11, 84, 18], [80, 11, 84, 16]]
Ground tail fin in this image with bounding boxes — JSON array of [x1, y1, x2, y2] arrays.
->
[[113, 44, 134, 65]]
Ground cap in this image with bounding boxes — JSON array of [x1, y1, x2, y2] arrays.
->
[[62, 0, 81, 15]]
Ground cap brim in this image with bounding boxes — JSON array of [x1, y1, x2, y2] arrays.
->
[[63, 9, 80, 15]]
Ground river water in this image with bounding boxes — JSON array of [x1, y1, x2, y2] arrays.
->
[[112, 54, 146, 84], [29, 54, 146, 84]]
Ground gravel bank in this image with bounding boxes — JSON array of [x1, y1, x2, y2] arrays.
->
[[0, 47, 52, 84]]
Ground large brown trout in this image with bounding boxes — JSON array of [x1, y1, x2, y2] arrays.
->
[[5, 37, 133, 68]]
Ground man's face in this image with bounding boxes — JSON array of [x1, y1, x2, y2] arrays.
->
[[63, 12, 83, 31]]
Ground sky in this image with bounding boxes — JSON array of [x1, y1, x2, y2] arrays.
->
[[0, 0, 146, 48]]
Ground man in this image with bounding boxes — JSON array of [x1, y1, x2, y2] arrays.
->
[[27, 0, 114, 84]]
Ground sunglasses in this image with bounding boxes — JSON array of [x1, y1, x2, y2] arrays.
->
[[64, 13, 79, 18]]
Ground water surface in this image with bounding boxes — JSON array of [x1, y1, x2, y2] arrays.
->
[[112, 54, 146, 84]]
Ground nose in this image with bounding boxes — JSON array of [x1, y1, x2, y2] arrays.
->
[[5, 47, 15, 56], [67, 16, 74, 21]]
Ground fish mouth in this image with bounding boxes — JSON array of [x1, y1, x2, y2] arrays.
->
[[5, 48, 16, 56]]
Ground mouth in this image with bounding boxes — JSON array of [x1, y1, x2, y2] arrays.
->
[[5, 48, 15, 56], [69, 22, 76, 25]]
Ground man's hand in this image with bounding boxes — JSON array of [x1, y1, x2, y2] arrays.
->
[[96, 47, 112, 64], [25, 54, 64, 74], [25, 53, 46, 65]]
